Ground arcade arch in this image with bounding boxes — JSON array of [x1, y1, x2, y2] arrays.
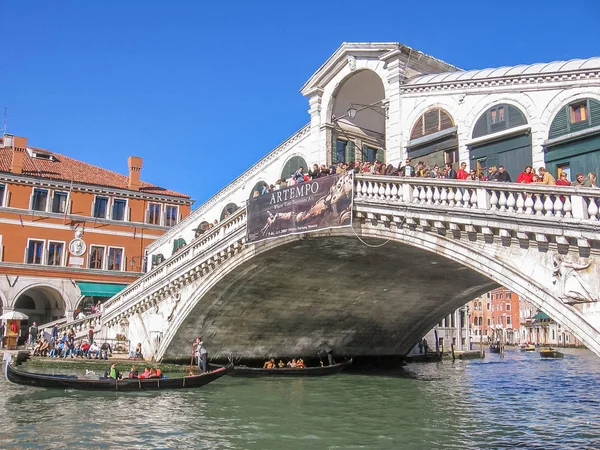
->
[[13, 285, 66, 328], [280, 156, 307, 181], [329, 70, 386, 165], [407, 108, 457, 168], [220, 203, 239, 221], [469, 103, 531, 179]]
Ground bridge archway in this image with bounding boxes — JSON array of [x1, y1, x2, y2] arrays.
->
[[220, 203, 239, 221], [152, 215, 599, 361], [328, 69, 386, 165]]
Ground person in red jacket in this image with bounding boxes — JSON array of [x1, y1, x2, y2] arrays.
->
[[556, 172, 571, 186], [456, 162, 469, 180], [516, 165, 534, 183]]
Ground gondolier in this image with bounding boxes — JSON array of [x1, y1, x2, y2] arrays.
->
[[194, 337, 208, 373]]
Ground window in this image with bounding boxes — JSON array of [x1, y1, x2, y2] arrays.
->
[[89, 246, 105, 269], [410, 108, 454, 140], [498, 304, 503, 312], [506, 292, 512, 299], [487, 319, 491, 326], [507, 316, 511, 325], [32, 189, 49, 211], [362, 145, 383, 164], [0, 184, 5, 207], [93, 196, 109, 218], [26, 239, 44, 264], [47, 241, 64, 266], [220, 204, 237, 221], [107, 247, 123, 271], [335, 140, 346, 165], [281, 155, 309, 180], [486, 293, 490, 298], [444, 149, 459, 164], [147, 203, 161, 225], [112, 199, 127, 221], [487, 303, 490, 311], [569, 101, 588, 124], [52, 192, 68, 214], [490, 106, 505, 124], [506, 304, 511, 311], [151, 253, 165, 269], [172, 238, 186, 253], [165, 205, 178, 226]]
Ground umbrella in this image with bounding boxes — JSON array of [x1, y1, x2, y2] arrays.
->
[[0, 311, 28, 320]]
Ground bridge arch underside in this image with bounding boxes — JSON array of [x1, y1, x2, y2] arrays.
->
[[164, 236, 498, 361]]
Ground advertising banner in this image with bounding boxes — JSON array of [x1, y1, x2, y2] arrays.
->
[[246, 171, 354, 243]]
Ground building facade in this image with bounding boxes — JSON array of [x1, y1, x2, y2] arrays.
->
[[469, 287, 521, 346], [0, 134, 192, 334]]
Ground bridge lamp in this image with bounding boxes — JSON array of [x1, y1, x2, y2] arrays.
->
[[347, 107, 358, 119]]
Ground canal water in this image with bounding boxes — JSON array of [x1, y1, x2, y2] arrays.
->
[[1, 349, 599, 450]]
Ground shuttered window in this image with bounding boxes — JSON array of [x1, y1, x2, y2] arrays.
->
[[281, 156, 308, 180], [549, 99, 600, 138], [410, 108, 454, 140]]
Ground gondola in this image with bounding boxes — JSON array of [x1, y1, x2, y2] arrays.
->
[[213, 359, 352, 377], [489, 344, 501, 354], [4, 357, 233, 391]]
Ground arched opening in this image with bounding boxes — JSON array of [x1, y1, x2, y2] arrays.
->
[[407, 108, 457, 169], [280, 156, 308, 182], [330, 70, 386, 167], [14, 286, 65, 338], [250, 181, 269, 198], [545, 98, 600, 183], [469, 103, 531, 180], [220, 203, 238, 221], [193, 221, 211, 238]]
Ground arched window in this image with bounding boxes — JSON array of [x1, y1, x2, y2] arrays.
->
[[472, 104, 527, 138], [410, 108, 454, 140], [172, 238, 186, 254], [193, 221, 210, 237], [250, 181, 269, 198], [549, 98, 600, 138], [280, 156, 307, 181], [220, 203, 238, 221]]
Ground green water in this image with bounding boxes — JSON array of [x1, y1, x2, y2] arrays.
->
[[1, 349, 599, 449]]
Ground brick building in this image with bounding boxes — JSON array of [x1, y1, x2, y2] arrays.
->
[[469, 287, 521, 345], [0, 134, 192, 337]]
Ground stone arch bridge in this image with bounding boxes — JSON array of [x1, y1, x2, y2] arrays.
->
[[99, 176, 600, 362]]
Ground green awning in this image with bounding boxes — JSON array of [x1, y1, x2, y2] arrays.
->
[[76, 282, 127, 297], [532, 312, 550, 320]]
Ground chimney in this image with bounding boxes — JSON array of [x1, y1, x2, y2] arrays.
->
[[128, 156, 143, 191], [11, 136, 28, 175]]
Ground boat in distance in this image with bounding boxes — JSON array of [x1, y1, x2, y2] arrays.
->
[[212, 359, 352, 377], [4, 357, 233, 391], [520, 343, 536, 352], [539, 348, 564, 359]]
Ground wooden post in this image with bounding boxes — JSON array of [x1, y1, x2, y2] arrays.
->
[[451, 342, 455, 362]]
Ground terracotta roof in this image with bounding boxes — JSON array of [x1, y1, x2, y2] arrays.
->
[[0, 147, 190, 199]]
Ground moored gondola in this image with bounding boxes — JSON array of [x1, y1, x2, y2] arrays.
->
[[4, 357, 233, 391], [213, 359, 352, 377], [539, 348, 564, 359]]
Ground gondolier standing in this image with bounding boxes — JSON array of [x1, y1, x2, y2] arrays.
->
[[194, 337, 208, 373]]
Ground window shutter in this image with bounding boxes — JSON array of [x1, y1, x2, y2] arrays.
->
[[91, 199, 96, 216], [549, 107, 569, 139], [29, 191, 34, 210], [144, 209, 149, 223], [127, 207, 131, 222], [410, 116, 424, 140], [376, 148, 385, 163], [590, 99, 600, 128], [345, 141, 355, 163], [472, 115, 489, 138], [362, 145, 368, 162]]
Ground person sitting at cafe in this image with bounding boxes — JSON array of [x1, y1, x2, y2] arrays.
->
[[263, 358, 276, 369]]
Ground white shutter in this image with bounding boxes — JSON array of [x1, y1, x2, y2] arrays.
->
[[29, 190, 34, 210], [91, 198, 96, 216], [127, 206, 131, 222], [144, 209, 149, 223]]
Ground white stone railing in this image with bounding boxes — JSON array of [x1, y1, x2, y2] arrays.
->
[[355, 176, 600, 222], [102, 207, 248, 318], [56, 313, 102, 338]]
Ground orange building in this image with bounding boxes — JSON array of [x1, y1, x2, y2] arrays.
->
[[0, 134, 192, 335], [469, 287, 521, 345]]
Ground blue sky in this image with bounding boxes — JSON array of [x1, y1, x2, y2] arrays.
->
[[2, 1, 599, 206]]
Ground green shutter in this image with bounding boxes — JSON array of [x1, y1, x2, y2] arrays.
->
[[549, 107, 569, 138], [346, 141, 355, 163], [362, 145, 368, 162], [332, 136, 337, 164], [376, 148, 385, 163], [472, 115, 488, 138], [590, 99, 600, 127]]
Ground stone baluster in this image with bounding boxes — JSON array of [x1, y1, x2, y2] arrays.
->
[[563, 195, 573, 218], [470, 189, 478, 209], [384, 182, 391, 200], [425, 186, 433, 204], [447, 187, 456, 206], [544, 194, 555, 217], [390, 182, 399, 201], [433, 186, 441, 205], [506, 192, 516, 212], [412, 185, 420, 204], [553, 195, 564, 218], [440, 186, 448, 205], [419, 185, 427, 204], [366, 181, 374, 199], [378, 182, 386, 200], [516, 192, 525, 213], [588, 196, 599, 220], [454, 188, 463, 207], [534, 194, 544, 216], [489, 190, 499, 211], [524, 194, 534, 215], [498, 191, 507, 212], [462, 188, 470, 208]]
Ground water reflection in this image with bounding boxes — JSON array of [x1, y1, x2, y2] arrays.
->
[[1, 349, 599, 449]]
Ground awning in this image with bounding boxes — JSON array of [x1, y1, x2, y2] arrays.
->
[[76, 282, 127, 297]]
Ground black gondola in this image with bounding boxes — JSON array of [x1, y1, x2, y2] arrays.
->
[[4, 358, 233, 391], [213, 359, 352, 377]]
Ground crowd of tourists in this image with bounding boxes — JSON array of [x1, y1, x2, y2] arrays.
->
[[30, 324, 115, 360], [263, 357, 306, 369]]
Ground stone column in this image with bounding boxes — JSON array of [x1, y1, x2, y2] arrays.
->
[[380, 49, 406, 167], [307, 89, 324, 164]]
